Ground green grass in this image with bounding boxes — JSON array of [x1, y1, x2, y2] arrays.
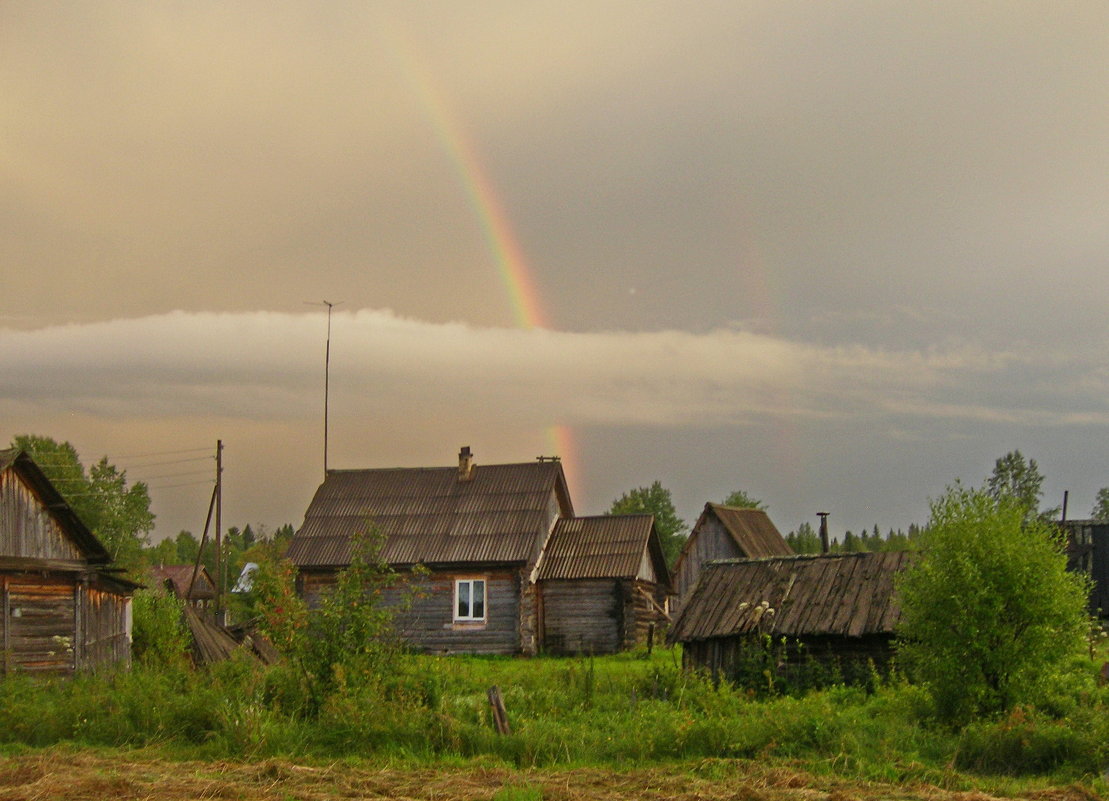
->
[[1, 645, 1108, 790]]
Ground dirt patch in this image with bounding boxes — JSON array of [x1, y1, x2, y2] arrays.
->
[[0, 751, 1099, 801]]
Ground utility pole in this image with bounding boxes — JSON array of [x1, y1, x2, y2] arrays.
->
[[215, 439, 224, 624]]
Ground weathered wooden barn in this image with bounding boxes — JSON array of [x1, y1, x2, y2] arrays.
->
[[286, 448, 574, 655], [1061, 519, 1109, 615], [0, 448, 137, 674], [150, 564, 216, 611], [669, 551, 913, 685], [535, 514, 670, 655], [671, 504, 793, 615]]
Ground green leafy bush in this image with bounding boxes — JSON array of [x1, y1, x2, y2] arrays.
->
[[896, 485, 1090, 725]]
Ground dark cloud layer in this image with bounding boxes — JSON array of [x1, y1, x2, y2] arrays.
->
[[3, 3, 1109, 537]]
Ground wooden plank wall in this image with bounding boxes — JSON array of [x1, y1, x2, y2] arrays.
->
[[80, 585, 131, 671], [0, 472, 83, 561], [682, 633, 895, 685], [540, 578, 620, 655], [674, 516, 741, 615]]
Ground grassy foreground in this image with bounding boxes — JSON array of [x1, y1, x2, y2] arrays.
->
[[1, 648, 1108, 797]]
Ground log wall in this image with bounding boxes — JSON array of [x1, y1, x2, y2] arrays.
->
[[298, 567, 525, 655]]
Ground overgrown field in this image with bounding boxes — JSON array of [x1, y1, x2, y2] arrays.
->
[[2, 648, 1109, 798]]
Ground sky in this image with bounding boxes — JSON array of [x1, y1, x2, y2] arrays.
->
[[4, 2, 1109, 544]]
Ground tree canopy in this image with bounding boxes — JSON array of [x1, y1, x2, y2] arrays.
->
[[607, 481, 687, 566], [1091, 488, 1109, 521], [986, 450, 1057, 521], [719, 489, 766, 510], [896, 484, 1089, 724]]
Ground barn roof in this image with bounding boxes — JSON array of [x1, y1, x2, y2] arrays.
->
[[0, 448, 112, 565], [286, 457, 572, 568], [536, 514, 671, 585], [151, 564, 216, 600], [669, 551, 915, 643]]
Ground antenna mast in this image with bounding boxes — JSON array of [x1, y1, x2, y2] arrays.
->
[[307, 300, 342, 477]]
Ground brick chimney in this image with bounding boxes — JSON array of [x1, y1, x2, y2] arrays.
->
[[817, 512, 830, 554], [458, 446, 475, 481]]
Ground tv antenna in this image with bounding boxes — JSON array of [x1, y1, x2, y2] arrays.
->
[[306, 300, 343, 476]]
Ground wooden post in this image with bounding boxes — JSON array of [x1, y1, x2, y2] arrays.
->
[[487, 685, 511, 735], [647, 623, 654, 654]]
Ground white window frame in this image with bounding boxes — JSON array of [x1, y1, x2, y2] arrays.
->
[[454, 578, 487, 622]]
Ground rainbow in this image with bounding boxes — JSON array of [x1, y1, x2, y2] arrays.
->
[[384, 24, 585, 504]]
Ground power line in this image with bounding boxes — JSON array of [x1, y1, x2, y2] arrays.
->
[[106, 447, 212, 459]]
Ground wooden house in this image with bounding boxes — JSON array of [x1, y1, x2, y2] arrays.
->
[[0, 448, 137, 674], [671, 504, 793, 615], [150, 564, 216, 611], [535, 514, 670, 655], [286, 447, 573, 655], [668, 551, 913, 685]]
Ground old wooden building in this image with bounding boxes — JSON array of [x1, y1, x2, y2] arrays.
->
[[150, 564, 216, 611], [535, 514, 670, 655], [669, 551, 913, 685], [671, 504, 793, 615], [286, 447, 574, 655], [0, 448, 137, 674], [1061, 519, 1109, 615]]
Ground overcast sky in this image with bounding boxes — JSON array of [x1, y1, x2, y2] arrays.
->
[[4, 2, 1109, 543]]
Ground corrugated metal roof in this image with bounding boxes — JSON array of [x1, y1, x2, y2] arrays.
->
[[287, 459, 571, 568], [536, 515, 670, 583], [669, 551, 915, 643]]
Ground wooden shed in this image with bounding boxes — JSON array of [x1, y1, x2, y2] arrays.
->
[[669, 551, 913, 685], [0, 448, 137, 674], [1061, 520, 1109, 616], [671, 504, 793, 615], [286, 447, 574, 656], [535, 514, 671, 655], [150, 564, 216, 611]]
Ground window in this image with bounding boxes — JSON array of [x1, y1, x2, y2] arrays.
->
[[455, 578, 486, 621]]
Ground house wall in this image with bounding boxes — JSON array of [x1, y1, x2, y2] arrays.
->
[[681, 633, 895, 686], [79, 583, 132, 671], [0, 471, 83, 561], [299, 567, 525, 655], [621, 579, 667, 651], [1, 574, 76, 673], [673, 516, 744, 614], [540, 578, 621, 655]]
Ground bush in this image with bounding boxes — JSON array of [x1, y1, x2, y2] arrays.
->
[[131, 589, 191, 668], [896, 485, 1090, 725]]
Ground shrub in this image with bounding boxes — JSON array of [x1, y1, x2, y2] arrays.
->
[[131, 589, 191, 668], [896, 485, 1090, 725]]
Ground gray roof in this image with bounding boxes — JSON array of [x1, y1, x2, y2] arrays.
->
[[669, 551, 914, 643], [286, 460, 572, 568], [536, 515, 671, 585]]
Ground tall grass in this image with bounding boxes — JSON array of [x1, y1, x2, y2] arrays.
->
[[1, 647, 1107, 784]]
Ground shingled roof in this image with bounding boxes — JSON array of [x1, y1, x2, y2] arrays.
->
[[536, 514, 670, 585], [669, 551, 914, 643], [286, 458, 572, 568]]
